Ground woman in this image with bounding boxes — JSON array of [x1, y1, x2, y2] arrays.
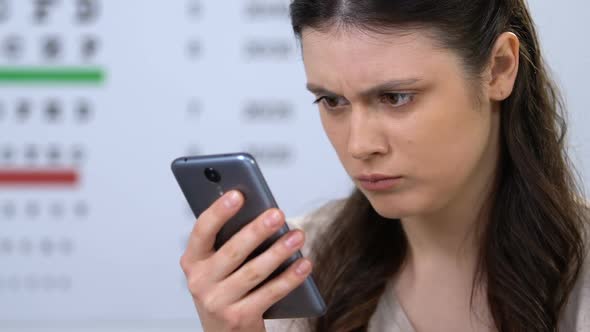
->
[[180, 0, 590, 331]]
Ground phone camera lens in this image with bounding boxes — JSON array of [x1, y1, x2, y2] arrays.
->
[[204, 167, 221, 183]]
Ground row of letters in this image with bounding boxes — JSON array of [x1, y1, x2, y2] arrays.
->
[[0, 237, 75, 256], [0, 0, 99, 24], [0, 145, 86, 165], [0, 274, 72, 291], [0, 201, 89, 219], [0, 99, 93, 123], [0, 35, 99, 61]]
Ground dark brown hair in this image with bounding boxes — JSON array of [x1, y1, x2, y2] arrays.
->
[[290, 0, 588, 331]]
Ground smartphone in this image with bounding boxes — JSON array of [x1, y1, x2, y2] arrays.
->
[[171, 152, 326, 319]]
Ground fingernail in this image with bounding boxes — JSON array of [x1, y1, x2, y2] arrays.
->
[[295, 260, 311, 275], [224, 191, 241, 209], [285, 231, 303, 248], [264, 210, 282, 228]]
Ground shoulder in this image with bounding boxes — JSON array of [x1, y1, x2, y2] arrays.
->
[[562, 247, 590, 330], [264, 318, 309, 332], [287, 198, 346, 231], [561, 201, 590, 329], [285, 199, 346, 257]]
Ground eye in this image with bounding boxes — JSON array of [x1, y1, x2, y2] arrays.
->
[[380, 93, 414, 108], [313, 96, 348, 109]]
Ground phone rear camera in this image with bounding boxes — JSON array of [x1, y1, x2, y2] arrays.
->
[[204, 167, 221, 183]]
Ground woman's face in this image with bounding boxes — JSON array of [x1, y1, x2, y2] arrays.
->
[[301, 27, 500, 219]]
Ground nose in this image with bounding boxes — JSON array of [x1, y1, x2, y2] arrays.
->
[[347, 108, 389, 160]]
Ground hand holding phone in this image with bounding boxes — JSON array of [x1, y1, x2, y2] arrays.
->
[[172, 153, 326, 330], [179, 190, 311, 331]]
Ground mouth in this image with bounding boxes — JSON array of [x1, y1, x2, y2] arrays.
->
[[355, 174, 403, 192]]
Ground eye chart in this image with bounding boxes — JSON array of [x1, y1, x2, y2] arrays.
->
[[0, 0, 350, 329]]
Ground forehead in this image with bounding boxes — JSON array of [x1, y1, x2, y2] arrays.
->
[[300, 26, 459, 90]]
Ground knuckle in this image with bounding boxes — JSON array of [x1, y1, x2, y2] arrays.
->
[[240, 263, 262, 284], [200, 293, 222, 316], [195, 209, 210, 224], [187, 275, 205, 298], [250, 209, 281, 236], [270, 239, 289, 258], [198, 206, 223, 228], [239, 215, 268, 245], [195, 211, 215, 231], [186, 264, 208, 297], [179, 255, 191, 274], [266, 279, 290, 303], [246, 217, 269, 242], [187, 281, 203, 299], [219, 242, 241, 261], [222, 307, 246, 330], [252, 215, 270, 235], [191, 222, 208, 241]]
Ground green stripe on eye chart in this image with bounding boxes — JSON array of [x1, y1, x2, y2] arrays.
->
[[0, 67, 105, 85]]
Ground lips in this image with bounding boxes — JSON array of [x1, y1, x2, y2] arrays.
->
[[356, 174, 400, 182], [355, 174, 402, 191]]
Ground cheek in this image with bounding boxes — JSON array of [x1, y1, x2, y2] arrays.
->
[[401, 87, 491, 198], [320, 110, 344, 140], [319, 112, 350, 159]]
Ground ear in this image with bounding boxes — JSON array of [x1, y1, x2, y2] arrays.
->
[[485, 32, 520, 102]]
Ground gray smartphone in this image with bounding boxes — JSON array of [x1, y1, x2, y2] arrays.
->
[[171, 152, 326, 319]]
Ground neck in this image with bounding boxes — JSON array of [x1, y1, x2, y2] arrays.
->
[[401, 191, 490, 271], [394, 186, 496, 328], [401, 168, 498, 281], [395, 182, 495, 310]]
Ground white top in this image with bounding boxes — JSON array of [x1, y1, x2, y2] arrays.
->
[[265, 200, 590, 331]]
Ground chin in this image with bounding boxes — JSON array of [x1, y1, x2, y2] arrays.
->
[[372, 205, 410, 219], [363, 192, 416, 220]]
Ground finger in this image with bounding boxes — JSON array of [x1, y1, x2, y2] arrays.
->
[[209, 208, 286, 280], [218, 230, 305, 303], [183, 190, 243, 263], [234, 257, 312, 316]]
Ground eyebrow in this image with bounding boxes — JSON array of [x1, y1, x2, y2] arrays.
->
[[306, 78, 423, 99]]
